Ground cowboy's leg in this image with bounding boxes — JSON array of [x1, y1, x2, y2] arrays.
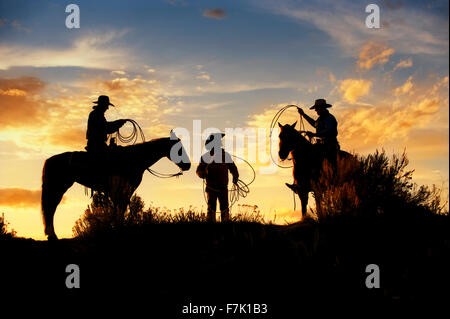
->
[[325, 142, 338, 170], [219, 188, 230, 222], [206, 190, 217, 222], [88, 143, 108, 176]]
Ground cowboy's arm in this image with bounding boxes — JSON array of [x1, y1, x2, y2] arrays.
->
[[302, 113, 316, 128], [105, 119, 127, 134], [223, 152, 239, 183], [297, 108, 316, 127], [228, 162, 239, 184], [196, 157, 208, 179]]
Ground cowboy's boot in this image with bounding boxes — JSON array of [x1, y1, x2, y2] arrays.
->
[[221, 209, 230, 222], [207, 210, 216, 223]]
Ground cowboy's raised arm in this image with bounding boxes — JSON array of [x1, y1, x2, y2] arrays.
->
[[297, 107, 316, 127]]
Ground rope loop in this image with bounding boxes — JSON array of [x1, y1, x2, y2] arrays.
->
[[269, 104, 301, 168]]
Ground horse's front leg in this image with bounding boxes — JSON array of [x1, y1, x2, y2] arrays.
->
[[298, 189, 309, 220], [109, 177, 137, 227]]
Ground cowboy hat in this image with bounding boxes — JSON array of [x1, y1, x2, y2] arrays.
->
[[310, 98, 332, 110], [205, 132, 225, 145], [93, 95, 115, 106]]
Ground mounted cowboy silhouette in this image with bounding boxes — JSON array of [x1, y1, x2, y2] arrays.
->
[[41, 95, 191, 240], [86, 95, 127, 153], [278, 98, 351, 218]]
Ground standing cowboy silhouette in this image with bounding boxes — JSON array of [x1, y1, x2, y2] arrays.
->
[[196, 133, 239, 222], [86, 95, 127, 154], [286, 98, 340, 191]]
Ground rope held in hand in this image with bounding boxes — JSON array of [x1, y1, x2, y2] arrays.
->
[[116, 119, 146, 145]]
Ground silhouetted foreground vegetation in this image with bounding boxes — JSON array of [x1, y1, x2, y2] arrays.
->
[[0, 213, 15, 239], [1, 151, 449, 316], [72, 193, 265, 239], [313, 150, 446, 220]]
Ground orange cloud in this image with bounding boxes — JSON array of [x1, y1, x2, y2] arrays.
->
[[394, 76, 414, 96], [357, 42, 395, 70], [0, 188, 41, 208], [0, 76, 49, 127], [339, 76, 448, 149], [48, 127, 86, 149], [203, 8, 227, 20], [393, 58, 413, 71], [0, 88, 27, 96], [339, 79, 372, 103]]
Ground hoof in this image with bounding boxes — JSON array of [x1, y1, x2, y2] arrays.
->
[[47, 234, 59, 241]]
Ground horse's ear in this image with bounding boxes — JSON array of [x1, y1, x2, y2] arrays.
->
[[291, 121, 297, 128], [278, 122, 283, 128], [170, 130, 177, 140]]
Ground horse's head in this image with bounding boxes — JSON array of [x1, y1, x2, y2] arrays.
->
[[169, 130, 191, 171], [278, 121, 304, 160]]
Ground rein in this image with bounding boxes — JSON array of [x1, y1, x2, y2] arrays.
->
[[147, 168, 183, 178]]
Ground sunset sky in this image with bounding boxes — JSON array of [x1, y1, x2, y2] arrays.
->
[[0, 0, 448, 239]]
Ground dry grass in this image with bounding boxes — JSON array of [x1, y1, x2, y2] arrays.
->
[[72, 194, 265, 238]]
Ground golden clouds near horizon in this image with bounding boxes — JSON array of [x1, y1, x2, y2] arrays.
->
[[0, 76, 49, 128], [0, 188, 41, 208]]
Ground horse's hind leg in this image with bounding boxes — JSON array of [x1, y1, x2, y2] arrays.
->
[[42, 182, 73, 240], [42, 191, 62, 240]]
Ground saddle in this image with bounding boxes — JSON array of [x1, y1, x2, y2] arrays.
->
[[73, 145, 129, 178]]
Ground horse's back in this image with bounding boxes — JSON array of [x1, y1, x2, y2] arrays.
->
[[46, 151, 85, 162], [338, 150, 353, 159]]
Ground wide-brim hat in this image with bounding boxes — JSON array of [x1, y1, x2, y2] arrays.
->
[[93, 95, 115, 106], [310, 98, 332, 110], [205, 132, 225, 145]]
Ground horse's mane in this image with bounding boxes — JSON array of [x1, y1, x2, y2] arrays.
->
[[282, 125, 311, 147], [122, 137, 170, 151]]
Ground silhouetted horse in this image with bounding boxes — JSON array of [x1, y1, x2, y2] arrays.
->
[[41, 130, 191, 240], [278, 122, 351, 219]]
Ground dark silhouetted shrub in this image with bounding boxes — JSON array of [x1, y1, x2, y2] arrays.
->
[[313, 150, 448, 221], [0, 213, 16, 239]]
